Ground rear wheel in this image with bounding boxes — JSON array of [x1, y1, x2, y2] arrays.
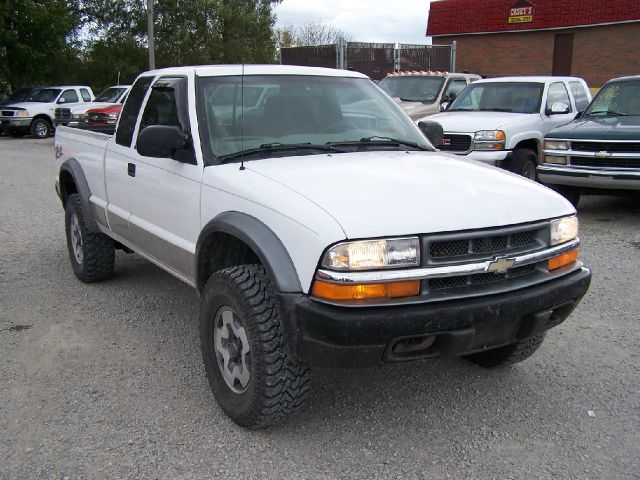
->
[[30, 118, 51, 139], [65, 193, 115, 282], [464, 333, 546, 367], [509, 148, 538, 181], [200, 265, 311, 429]]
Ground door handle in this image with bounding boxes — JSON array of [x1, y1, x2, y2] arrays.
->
[[127, 163, 136, 177]]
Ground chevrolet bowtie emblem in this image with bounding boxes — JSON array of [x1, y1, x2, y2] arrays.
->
[[486, 256, 515, 274], [595, 151, 612, 158]]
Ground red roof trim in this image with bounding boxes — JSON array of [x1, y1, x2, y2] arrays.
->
[[426, 0, 640, 37]]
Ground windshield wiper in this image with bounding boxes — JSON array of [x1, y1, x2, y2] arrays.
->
[[328, 136, 431, 151], [448, 108, 474, 111], [481, 108, 513, 112], [399, 97, 426, 103], [218, 142, 341, 163]]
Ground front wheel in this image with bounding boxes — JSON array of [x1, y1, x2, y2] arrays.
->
[[200, 265, 311, 429], [30, 118, 52, 139], [464, 333, 546, 368], [509, 148, 538, 181]]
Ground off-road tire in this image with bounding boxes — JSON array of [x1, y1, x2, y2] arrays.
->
[[509, 147, 538, 181], [464, 333, 547, 368], [64, 193, 115, 282], [200, 265, 311, 429], [30, 118, 51, 139]]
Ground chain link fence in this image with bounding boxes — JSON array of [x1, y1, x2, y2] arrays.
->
[[280, 42, 454, 80]]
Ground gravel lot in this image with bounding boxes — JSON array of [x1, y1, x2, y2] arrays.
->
[[1, 136, 639, 480]]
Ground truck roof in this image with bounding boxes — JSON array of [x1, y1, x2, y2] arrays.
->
[[143, 64, 369, 79], [474, 76, 585, 84]]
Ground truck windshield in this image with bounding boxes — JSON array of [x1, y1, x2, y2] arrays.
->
[[449, 82, 544, 114], [94, 87, 127, 103], [28, 88, 61, 103], [584, 80, 640, 117], [378, 76, 445, 103], [196, 75, 430, 162]]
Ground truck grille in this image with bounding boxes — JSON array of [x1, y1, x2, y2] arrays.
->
[[438, 134, 472, 152], [429, 264, 537, 290], [55, 108, 71, 119], [1, 110, 15, 117], [570, 156, 640, 169], [429, 229, 538, 259], [87, 112, 108, 123], [572, 141, 640, 153]]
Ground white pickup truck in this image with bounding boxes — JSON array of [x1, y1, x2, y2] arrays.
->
[[422, 76, 592, 180], [54, 65, 591, 429]]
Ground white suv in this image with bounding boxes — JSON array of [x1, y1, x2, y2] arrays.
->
[[0, 85, 94, 138], [420, 76, 592, 179]]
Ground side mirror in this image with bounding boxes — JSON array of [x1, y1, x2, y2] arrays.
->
[[547, 102, 570, 115], [137, 125, 193, 162], [418, 120, 444, 147], [57, 97, 66, 104], [439, 101, 449, 112]]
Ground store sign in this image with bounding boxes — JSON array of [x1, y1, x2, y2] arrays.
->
[[508, 0, 534, 24]]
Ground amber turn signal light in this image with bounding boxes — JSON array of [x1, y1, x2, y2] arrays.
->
[[548, 248, 579, 271], [311, 280, 420, 301]]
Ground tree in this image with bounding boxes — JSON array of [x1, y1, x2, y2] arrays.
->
[[0, 0, 82, 91], [293, 21, 351, 46]]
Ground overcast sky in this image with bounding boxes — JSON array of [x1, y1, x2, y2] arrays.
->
[[274, 0, 432, 45]]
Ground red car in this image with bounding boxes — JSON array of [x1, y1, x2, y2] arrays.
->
[[83, 104, 123, 133]]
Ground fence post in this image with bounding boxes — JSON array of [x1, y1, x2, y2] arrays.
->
[[450, 40, 457, 73], [394, 43, 401, 72], [335, 40, 346, 70]]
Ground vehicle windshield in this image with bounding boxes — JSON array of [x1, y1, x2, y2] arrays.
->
[[27, 88, 61, 103], [95, 87, 127, 103], [196, 75, 431, 162], [449, 82, 544, 114], [378, 75, 445, 103], [584, 80, 640, 117], [7, 88, 31, 101]]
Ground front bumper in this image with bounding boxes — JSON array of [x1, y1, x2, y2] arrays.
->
[[281, 267, 591, 368], [538, 164, 640, 190], [1, 117, 32, 128], [53, 119, 83, 128]]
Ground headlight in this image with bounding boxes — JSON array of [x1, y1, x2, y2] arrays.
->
[[473, 130, 505, 150], [108, 112, 118, 119], [544, 140, 569, 151], [321, 237, 420, 271], [17, 111, 30, 117], [550, 215, 578, 245], [72, 113, 86, 120], [474, 130, 505, 142]]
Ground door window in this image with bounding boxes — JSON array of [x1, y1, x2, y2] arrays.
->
[[546, 82, 572, 113], [115, 76, 154, 147], [443, 79, 467, 101], [60, 89, 79, 103], [569, 81, 590, 112], [80, 88, 92, 102]]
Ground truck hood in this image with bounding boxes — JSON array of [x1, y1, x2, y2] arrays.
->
[[428, 111, 536, 132], [245, 150, 573, 239], [546, 115, 640, 141], [68, 102, 119, 114], [393, 98, 438, 119], [0, 102, 44, 110]]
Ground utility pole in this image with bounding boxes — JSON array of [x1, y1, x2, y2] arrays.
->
[[147, 0, 155, 70]]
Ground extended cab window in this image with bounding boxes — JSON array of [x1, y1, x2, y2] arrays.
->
[[569, 81, 590, 112], [116, 76, 154, 147], [80, 88, 92, 102], [60, 89, 79, 103], [546, 82, 572, 112]]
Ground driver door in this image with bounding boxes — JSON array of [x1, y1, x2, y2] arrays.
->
[[126, 76, 203, 284], [542, 81, 575, 134]]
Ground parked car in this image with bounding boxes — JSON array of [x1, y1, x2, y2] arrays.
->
[[54, 85, 131, 129], [538, 75, 640, 206], [0, 86, 94, 138], [379, 71, 481, 120], [78, 104, 124, 134], [54, 65, 590, 428], [421, 76, 592, 179]]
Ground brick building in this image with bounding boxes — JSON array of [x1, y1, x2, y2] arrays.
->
[[426, 0, 640, 87]]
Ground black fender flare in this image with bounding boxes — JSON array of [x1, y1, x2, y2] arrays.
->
[[195, 212, 302, 294], [59, 158, 98, 232]]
